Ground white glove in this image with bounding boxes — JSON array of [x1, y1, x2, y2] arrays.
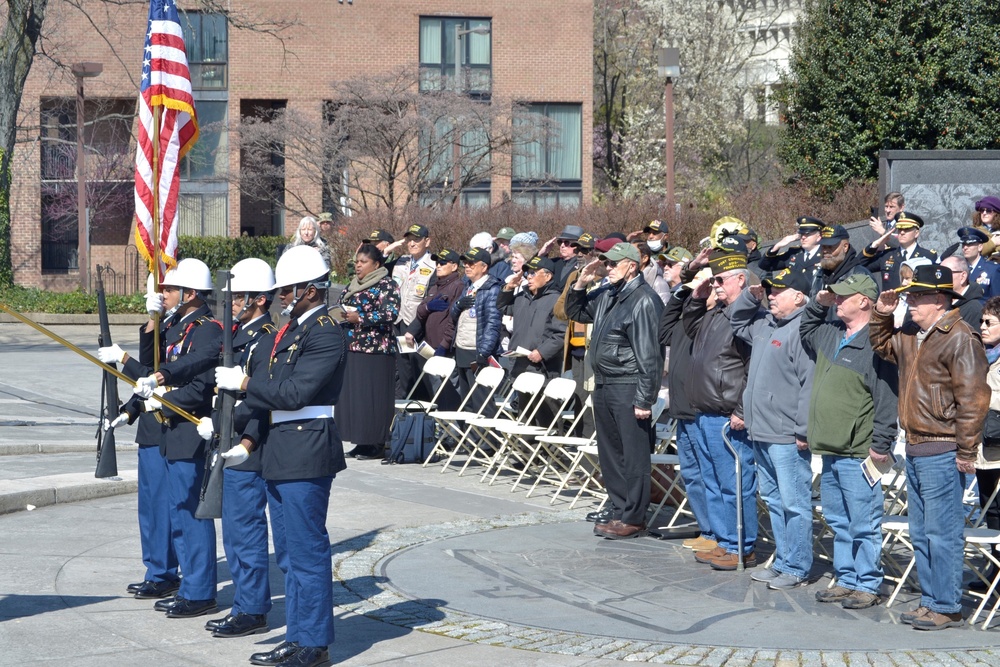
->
[[133, 374, 159, 399], [97, 344, 126, 364], [215, 366, 248, 392], [145, 386, 166, 411], [221, 444, 250, 467], [197, 416, 215, 441], [103, 413, 129, 430], [145, 291, 164, 316]]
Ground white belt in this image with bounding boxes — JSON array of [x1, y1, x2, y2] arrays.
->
[[271, 405, 334, 424]]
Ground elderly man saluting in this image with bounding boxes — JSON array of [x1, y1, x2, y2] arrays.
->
[[566, 242, 664, 539], [871, 264, 989, 630]]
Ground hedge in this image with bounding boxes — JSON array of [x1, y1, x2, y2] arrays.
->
[[177, 235, 285, 272], [0, 285, 146, 314]]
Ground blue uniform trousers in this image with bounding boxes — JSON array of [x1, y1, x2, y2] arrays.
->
[[137, 444, 178, 583], [166, 457, 218, 600], [267, 477, 335, 648], [222, 467, 271, 615]]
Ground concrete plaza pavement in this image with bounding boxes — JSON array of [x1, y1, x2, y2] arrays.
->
[[1, 321, 999, 666]]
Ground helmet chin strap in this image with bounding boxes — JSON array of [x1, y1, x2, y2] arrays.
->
[[235, 292, 254, 321], [280, 280, 330, 318]]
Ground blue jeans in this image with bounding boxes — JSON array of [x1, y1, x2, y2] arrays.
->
[[821, 455, 884, 594], [693, 414, 757, 553], [753, 442, 813, 578], [675, 419, 711, 537], [906, 451, 965, 614]]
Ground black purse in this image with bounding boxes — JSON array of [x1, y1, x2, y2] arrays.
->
[[983, 409, 1000, 447]]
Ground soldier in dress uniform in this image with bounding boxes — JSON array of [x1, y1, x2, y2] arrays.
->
[[202, 258, 278, 639], [216, 245, 347, 667], [861, 211, 937, 290], [102, 258, 222, 618], [100, 282, 177, 601], [958, 227, 1000, 302], [758, 216, 824, 282]]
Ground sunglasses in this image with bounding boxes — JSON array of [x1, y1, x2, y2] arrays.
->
[[604, 259, 621, 269], [558, 239, 576, 246], [711, 275, 736, 285], [977, 207, 999, 214], [982, 319, 1000, 326]]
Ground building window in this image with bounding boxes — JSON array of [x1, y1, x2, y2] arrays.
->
[[419, 17, 491, 96], [39, 97, 133, 272], [179, 99, 228, 181], [178, 11, 228, 90], [179, 192, 228, 236], [511, 103, 582, 209]]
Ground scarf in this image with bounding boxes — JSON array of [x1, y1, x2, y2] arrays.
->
[[987, 344, 1000, 366], [344, 266, 388, 298]]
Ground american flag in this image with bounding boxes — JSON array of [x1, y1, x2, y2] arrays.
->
[[133, 0, 198, 274]]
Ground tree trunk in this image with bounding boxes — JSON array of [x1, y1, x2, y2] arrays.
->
[[0, 0, 49, 287]]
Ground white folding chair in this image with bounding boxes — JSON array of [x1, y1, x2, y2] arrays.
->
[[457, 371, 547, 477], [486, 377, 577, 493], [394, 355, 456, 412], [529, 395, 596, 501], [964, 526, 1000, 628], [423, 365, 506, 471]]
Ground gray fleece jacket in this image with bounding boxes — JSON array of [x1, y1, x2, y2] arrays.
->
[[729, 288, 814, 445]]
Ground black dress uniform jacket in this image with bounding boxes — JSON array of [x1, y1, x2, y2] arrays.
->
[[860, 243, 937, 291], [226, 314, 277, 473], [243, 308, 348, 481], [124, 304, 222, 459]]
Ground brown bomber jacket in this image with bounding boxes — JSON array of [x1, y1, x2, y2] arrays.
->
[[870, 308, 989, 463]]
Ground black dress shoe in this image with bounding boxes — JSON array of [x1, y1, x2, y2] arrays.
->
[[250, 641, 299, 666], [211, 612, 268, 638], [204, 612, 236, 631], [165, 598, 217, 619], [127, 580, 146, 594], [134, 579, 180, 599], [154, 596, 181, 612], [354, 448, 384, 461], [275, 646, 329, 667], [586, 508, 614, 524]]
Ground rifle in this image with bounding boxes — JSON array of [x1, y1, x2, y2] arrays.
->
[[94, 266, 119, 479], [195, 270, 233, 519]]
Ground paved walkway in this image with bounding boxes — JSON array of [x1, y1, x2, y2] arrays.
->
[[1, 322, 999, 666]]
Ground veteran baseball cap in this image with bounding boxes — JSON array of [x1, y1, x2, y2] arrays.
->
[[573, 232, 596, 250], [431, 248, 461, 264], [658, 246, 694, 265], [404, 223, 430, 239], [599, 242, 641, 264], [819, 225, 850, 246], [524, 255, 556, 274], [763, 268, 811, 294], [829, 273, 879, 301], [461, 247, 492, 266], [367, 229, 394, 244], [644, 219, 668, 234]]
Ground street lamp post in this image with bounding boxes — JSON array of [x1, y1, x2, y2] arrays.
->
[[71, 61, 103, 292], [453, 24, 491, 92], [657, 48, 680, 214]]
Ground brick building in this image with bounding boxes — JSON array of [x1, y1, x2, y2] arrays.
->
[[10, 0, 593, 291]]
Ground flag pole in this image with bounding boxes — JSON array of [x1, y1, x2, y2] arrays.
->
[[151, 104, 161, 372]]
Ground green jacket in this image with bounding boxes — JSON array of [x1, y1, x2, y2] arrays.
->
[[799, 300, 898, 457]]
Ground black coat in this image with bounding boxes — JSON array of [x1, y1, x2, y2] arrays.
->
[[228, 313, 277, 473], [496, 279, 567, 378], [565, 274, 664, 410], [243, 307, 348, 481], [123, 304, 222, 460], [860, 243, 937, 291], [658, 285, 696, 421]]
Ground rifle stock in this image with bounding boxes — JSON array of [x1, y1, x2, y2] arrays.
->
[[195, 270, 234, 519], [95, 268, 119, 478]]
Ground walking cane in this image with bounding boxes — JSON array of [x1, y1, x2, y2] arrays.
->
[[721, 422, 744, 572]]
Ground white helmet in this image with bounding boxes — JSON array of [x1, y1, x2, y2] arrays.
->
[[226, 258, 276, 293], [274, 246, 330, 289], [161, 258, 213, 291]]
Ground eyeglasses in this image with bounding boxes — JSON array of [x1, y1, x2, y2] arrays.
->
[[982, 319, 1000, 327], [524, 270, 537, 278]]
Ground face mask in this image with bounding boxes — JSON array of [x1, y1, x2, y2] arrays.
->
[[647, 240, 663, 252]]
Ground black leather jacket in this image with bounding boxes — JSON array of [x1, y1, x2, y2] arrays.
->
[[682, 297, 750, 418], [565, 274, 664, 409]]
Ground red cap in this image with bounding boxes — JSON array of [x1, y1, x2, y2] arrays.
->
[[594, 238, 618, 253]]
